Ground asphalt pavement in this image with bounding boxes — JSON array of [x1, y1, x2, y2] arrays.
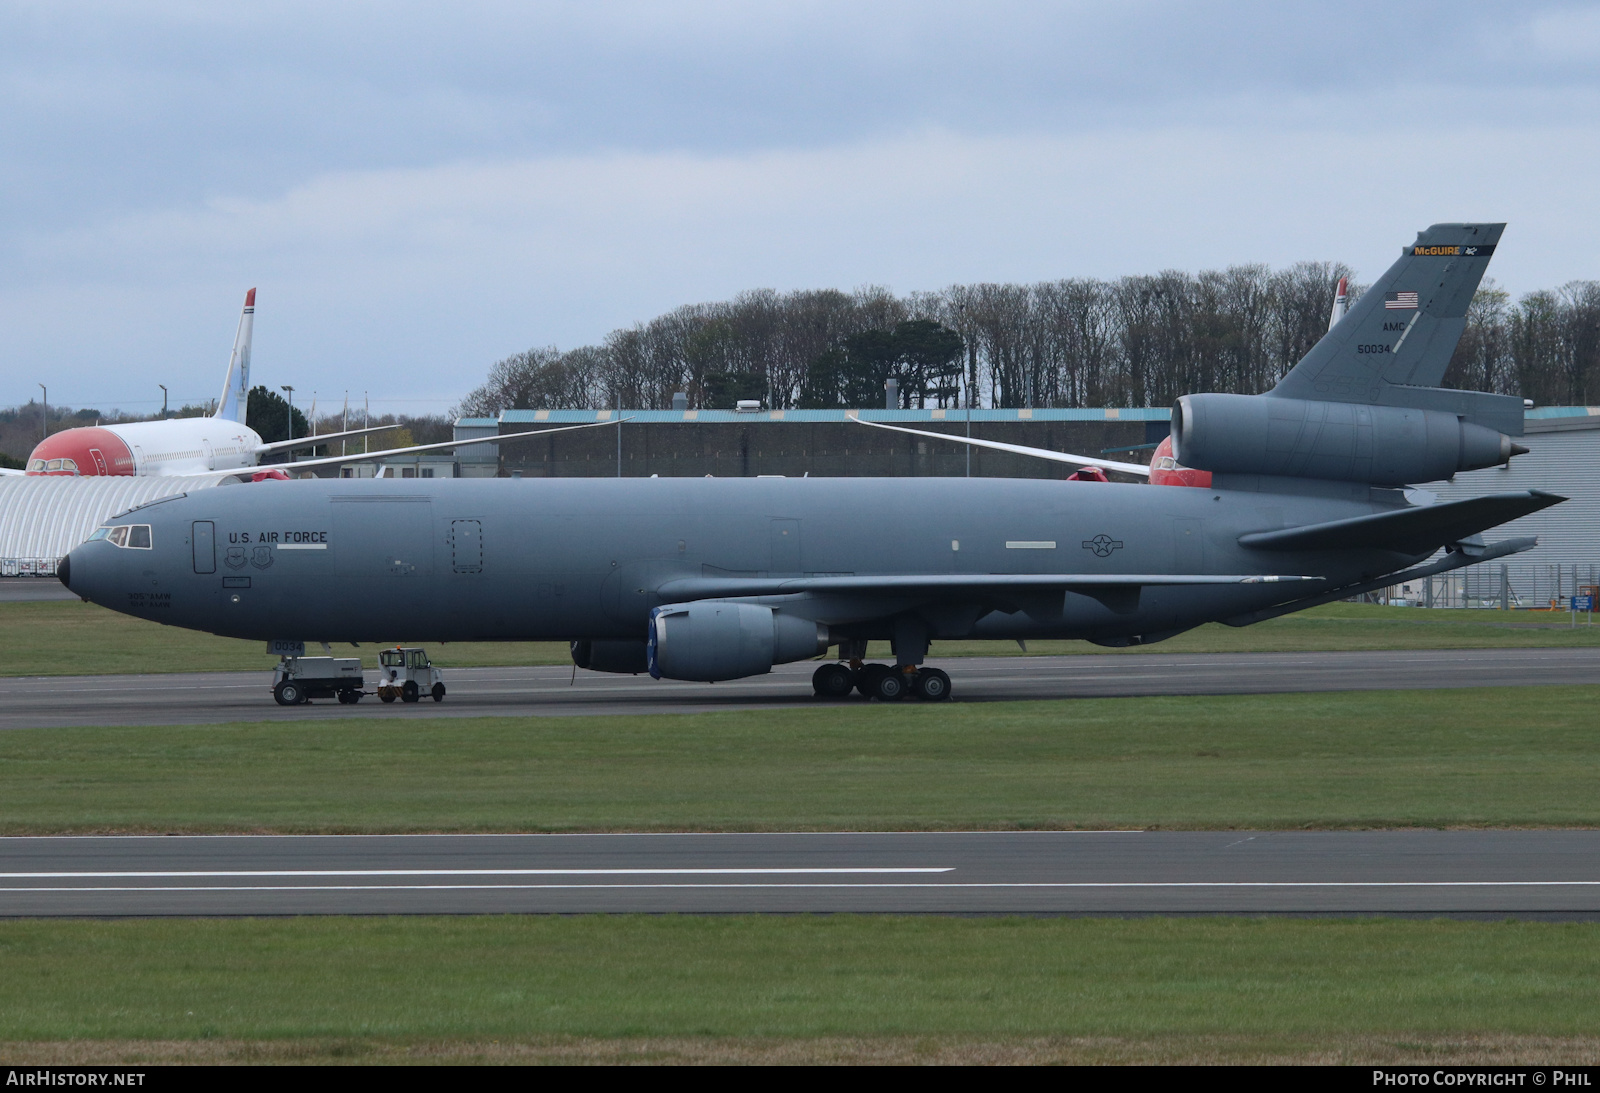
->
[[0, 578, 76, 602], [4, 830, 1599, 917], [2, 647, 1597, 730]]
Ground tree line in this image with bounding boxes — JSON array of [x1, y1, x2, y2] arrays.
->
[[458, 266, 1600, 415]]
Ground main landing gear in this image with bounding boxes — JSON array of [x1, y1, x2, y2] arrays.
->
[[811, 661, 952, 702]]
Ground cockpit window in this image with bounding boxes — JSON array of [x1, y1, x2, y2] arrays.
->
[[28, 459, 45, 472], [97, 524, 152, 549]]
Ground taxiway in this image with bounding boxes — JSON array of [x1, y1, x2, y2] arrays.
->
[[2, 647, 1597, 730]]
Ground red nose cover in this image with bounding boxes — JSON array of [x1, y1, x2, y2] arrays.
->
[[1148, 435, 1213, 488], [25, 427, 136, 476]]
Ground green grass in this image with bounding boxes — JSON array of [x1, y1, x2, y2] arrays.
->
[[0, 600, 575, 675], [3, 687, 1598, 833], [6, 598, 1600, 677], [2, 917, 1599, 1063]]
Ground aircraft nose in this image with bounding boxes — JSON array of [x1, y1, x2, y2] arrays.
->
[[60, 544, 114, 607]]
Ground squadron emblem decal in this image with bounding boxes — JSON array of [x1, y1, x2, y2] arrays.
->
[[224, 546, 247, 570], [1082, 534, 1124, 557], [250, 545, 275, 570]]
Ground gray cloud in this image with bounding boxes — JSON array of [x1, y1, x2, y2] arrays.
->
[[2, 1, 1597, 409]]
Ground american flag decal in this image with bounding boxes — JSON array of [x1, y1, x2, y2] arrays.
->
[[1385, 291, 1419, 309]]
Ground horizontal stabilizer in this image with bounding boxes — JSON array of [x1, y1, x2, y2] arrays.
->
[[1238, 490, 1563, 555], [657, 573, 1320, 601]]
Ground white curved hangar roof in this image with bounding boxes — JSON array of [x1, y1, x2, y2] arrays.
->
[[0, 475, 224, 576]]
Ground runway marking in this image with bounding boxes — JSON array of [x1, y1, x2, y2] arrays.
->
[[4, 881, 1600, 894], [0, 867, 954, 879]]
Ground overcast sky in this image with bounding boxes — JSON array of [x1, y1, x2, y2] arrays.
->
[[3, 1, 1598, 415]]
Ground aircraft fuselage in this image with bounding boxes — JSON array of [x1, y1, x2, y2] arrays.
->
[[63, 476, 1419, 647]]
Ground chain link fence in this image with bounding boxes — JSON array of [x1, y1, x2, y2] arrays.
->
[[1367, 563, 1600, 611]]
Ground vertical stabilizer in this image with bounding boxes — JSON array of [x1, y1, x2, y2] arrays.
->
[[1273, 224, 1503, 403], [214, 288, 256, 421], [1327, 276, 1349, 331]]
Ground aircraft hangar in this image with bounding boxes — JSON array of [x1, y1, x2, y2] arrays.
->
[[0, 474, 223, 577]]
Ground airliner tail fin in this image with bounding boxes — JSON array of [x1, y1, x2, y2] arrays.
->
[[214, 288, 255, 421]]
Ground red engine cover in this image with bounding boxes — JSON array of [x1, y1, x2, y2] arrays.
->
[[1148, 435, 1213, 488], [25, 427, 136, 476]]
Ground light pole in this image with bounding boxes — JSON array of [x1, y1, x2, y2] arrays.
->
[[38, 384, 46, 443], [158, 384, 168, 419], [280, 385, 295, 448]]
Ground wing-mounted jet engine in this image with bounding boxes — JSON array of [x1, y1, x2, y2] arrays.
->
[[646, 602, 830, 682]]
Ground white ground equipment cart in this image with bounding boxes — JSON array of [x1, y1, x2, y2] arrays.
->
[[271, 656, 366, 705], [378, 646, 446, 703]]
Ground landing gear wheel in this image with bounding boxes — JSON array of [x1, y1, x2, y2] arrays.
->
[[431, 682, 446, 703], [870, 667, 909, 702], [855, 664, 888, 699], [273, 680, 305, 706], [914, 668, 952, 702], [812, 662, 855, 699], [401, 681, 420, 703]]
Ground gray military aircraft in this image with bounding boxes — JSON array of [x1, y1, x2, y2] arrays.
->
[[60, 223, 1559, 702]]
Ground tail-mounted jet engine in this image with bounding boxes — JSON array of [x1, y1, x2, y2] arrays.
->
[[647, 601, 829, 682], [1172, 393, 1526, 487]]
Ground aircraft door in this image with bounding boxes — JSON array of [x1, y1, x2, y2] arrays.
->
[[88, 448, 108, 475], [192, 521, 216, 573], [770, 519, 801, 573], [450, 519, 483, 574]]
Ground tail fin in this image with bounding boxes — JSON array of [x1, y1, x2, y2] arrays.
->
[[214, 288, 256, 422], [1271, 224, 1521, 433], [1327, 276, 1349, 331]]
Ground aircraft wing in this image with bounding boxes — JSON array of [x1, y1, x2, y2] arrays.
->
[[850, 417, 1153, 477], [1238, 490, 1563, 555], [0, 467, 24, 477], [658, 573, 1321, 600], [253, 423, 411, 455], [190, 419, 627, 480]]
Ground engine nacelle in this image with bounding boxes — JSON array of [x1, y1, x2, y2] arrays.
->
[[647, 601, 829, 682], [1172, 393, 1523, 486], [570, 639, 649, 675]]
